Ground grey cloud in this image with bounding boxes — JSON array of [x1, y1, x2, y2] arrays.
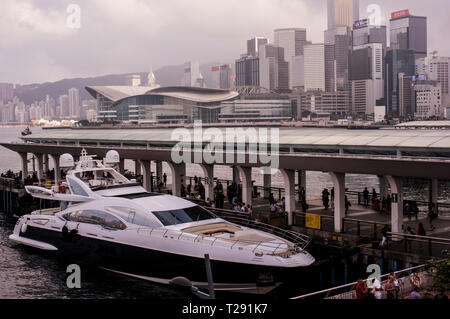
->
[[0, 0, 449, 84]]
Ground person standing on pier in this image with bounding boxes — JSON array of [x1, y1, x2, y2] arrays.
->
[[345, 195, 351, 216], [268, 193, 275, 206], [428, 203, 437, 231], [363, 187, 370, 206], [331, 188, 335, 209], [322, 188, 330, 210], [163, 173, 167, 187], [372, 189, 377, 206], [355, 279, 368, 299]]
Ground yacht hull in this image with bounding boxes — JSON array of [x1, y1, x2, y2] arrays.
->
[[15, 225, 307, 290]]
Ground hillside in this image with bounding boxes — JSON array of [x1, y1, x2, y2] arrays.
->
[[14, 62, 225, 105]]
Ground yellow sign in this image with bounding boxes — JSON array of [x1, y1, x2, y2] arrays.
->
[[305, 213, 321, 230]]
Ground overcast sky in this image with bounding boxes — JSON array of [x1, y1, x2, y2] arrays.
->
[[1, 0, 449, 85]]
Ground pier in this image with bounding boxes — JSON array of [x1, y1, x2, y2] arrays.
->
[[1, 127, 450, 272]]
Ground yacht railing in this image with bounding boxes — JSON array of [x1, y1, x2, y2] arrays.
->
[[214, 214, 311, 251], [131, 224, 306, 257]]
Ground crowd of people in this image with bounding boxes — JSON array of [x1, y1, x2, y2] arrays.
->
[[355, 271, 448, 300], [268, 193, 285, 214], [0, 169, 58, 187]]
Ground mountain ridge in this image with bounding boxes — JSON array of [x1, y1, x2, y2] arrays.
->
[[14, 62, 226, 105]]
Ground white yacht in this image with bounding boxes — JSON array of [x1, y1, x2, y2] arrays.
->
[[10, 150, 315, 294]]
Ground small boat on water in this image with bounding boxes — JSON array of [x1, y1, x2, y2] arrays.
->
[[21, 127, 32, 136], [9, 149, 315, 294]]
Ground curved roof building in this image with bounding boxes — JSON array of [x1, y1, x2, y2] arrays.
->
[[86, 86, 239, 124]]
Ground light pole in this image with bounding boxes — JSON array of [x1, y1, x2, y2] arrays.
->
[[169, 254, 215, 299]]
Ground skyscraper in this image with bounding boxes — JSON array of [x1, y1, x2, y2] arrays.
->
[[352, 19, 387, 51], [235, 56, 260, 88], [259, 44, 289, 92], [328, 0, 359, 30], [183, 61, 201, 87], [235, 37, 268, 90], [212, 64, 232, 90], [351, 43, 384, 115], [416, 52, 450, 95], [247, 37, 269, 57], [68, 88, 80, 119], [274, 28, 307, 89], [59, 94, 70, 118], [385, 49, 415, 116], [0, 83, 14, 103], [325, 26, 353, 92], [389, 10, 427, 61], [304, 44, 326, 92]]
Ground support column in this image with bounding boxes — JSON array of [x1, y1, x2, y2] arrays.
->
[[43, 154, 49, 177], [330, 172, 346, 233], [236, 166, 252, 207], [263, 172, 272, 199], [232, 166, 240, 184], [156, 161, 163, 183], [280, 169, 296, 226], [19, 152, 28, 183], [139, 160, 152, 192], [50, 154, 61, 185], [200, 164, 214, 201], [135, 160, 142, 175], [379, 175, 388, 199], [119, 158, 125, 175], [297, 170, 306, 199], [35, 154, 44, 184], [386, 176, 404, 235], [430, 178, 439, 215], [167, 162, 186, 197]]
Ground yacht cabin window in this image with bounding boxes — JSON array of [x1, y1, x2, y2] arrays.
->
[[63, 210, 126, 230], [106, 206, 160, 228], [152, 206, 217, 226]]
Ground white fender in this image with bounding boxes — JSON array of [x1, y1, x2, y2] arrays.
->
[[21, 223, 28, 233]]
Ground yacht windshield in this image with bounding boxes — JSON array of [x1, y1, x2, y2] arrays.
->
[[153, 206, 217, 226]]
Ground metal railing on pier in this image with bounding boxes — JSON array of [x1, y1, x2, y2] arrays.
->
[[290, 263, 435, 300]]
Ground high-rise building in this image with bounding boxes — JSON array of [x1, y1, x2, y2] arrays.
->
[[351, 42, 384, 115], [212, 64, 232, 90], [398, 73, 414, 117], [247, 37, 269, 57], [299, 91, 351, 116], [291, 55, 305, 91], [194, 73, 206, 88], [304, 44, 326, 91], [324, 26, 353, 92], [352, 19, 387, 51], [328, 0, 359, 30], [125, 74, 141, 87], [389, 10, 427, 61], [385, 49, 415, 116], [0, 83, 14, 103], [59, 95, 70, 118], [274, 28, 307, 89], [259, 44, 289, 92], [183, 61, 201, 87], [413, 80, 442, 119], [68, 88, 80, 119], [416, 52, 450, 95], [235, 55, 260, 88]]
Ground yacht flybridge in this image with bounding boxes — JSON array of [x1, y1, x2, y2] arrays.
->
[[10, 150, 315, 294]]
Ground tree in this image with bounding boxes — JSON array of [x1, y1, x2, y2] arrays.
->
[[426, 250, 450, 292]]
